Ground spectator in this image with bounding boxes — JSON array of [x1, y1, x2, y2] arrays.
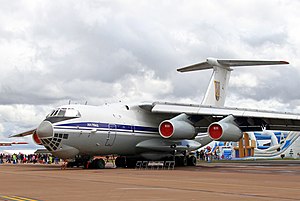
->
[[12, 153, 17, 164]]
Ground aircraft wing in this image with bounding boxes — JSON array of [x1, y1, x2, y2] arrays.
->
[[9, 129, 36, 138], [141, 102, 300, 132]]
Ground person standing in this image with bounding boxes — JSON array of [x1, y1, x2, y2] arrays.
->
[[12, 153, 17, 164]]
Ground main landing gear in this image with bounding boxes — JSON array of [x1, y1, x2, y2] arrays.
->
[[115, 156, 137, 168], [67, 154, 197, 169], [174, 155, 197, 167], [172, 150, 197, 167], [67, 156, 106, 169], [114, 154, 197, 168]]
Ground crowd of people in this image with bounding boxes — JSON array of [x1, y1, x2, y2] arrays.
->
[[0, 153, 60, 164], [1, 147, 224, 165], [195, 146, 222, 162]]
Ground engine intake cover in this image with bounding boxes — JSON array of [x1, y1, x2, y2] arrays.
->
[[159, 114, 196, 139], [207, 115, 242, 141]]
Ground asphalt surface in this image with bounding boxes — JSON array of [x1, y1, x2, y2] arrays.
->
[[0, 160, 300, 201]]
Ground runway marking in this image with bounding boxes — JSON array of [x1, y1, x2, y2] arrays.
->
[[0, 195, 39, 201]]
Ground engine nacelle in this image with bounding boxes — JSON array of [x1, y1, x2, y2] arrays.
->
[[159, 114, 196, 140], [207, 115, 242, 141]]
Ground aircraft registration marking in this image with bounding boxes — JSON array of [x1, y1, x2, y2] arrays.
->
[[0, 195, 39, 201]]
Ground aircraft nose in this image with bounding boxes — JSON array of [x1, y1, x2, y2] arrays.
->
[[37, 121, 54, 138]]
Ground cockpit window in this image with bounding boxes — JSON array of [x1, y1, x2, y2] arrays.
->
[[49, 110, 55, 116], [64, 108, 81, 117], [53, 110, 59, 116], [57, 109, 66, 116], [47, 108, 81, 118]]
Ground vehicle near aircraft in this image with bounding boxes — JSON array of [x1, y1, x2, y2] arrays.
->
[[10, 58, 300, 169]]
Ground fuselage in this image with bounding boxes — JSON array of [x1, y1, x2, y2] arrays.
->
[[36, 103, 173, 159]]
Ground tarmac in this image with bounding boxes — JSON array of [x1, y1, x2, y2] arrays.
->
[[0, 160, 300, 201]]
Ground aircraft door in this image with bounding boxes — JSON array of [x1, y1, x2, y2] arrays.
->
[[105, 124, 116, 146]]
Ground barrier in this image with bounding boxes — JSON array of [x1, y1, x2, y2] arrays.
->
[[135, 160, 175, 170]]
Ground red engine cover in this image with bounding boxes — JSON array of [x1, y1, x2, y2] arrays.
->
[[159, 122, 174, 138], [208, 123, 223, 140], [32, 132, 42, 145]]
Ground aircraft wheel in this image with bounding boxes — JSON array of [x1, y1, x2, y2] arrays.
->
[[115, 157, 126, 168], [175, 156, 188, 166], [126, 158, 137, 168], [67, 161, 75, 168], [187, 155, 197, 166], [182, 156, 188, 166], [93, 159, 105, 169]]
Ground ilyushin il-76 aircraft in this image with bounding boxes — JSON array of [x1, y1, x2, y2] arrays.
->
[[10, 58, 300, 168], [0, 142, 28, 146]]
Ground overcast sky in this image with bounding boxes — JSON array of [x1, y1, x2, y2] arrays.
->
[[1, 0, 300, 148]]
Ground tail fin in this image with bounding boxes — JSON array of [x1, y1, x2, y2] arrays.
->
[[177, 58, 289, 107]]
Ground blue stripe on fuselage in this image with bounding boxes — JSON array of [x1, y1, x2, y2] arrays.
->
[[55, 122, 158, 133]]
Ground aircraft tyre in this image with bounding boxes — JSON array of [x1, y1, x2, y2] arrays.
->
[[115, 156, 126, 168], [126, 158, 137, 168], [187, 155, 197, 166], [175, 156, 188, 166], [67, 161, 75, 168], [92, 159, 106, 169]]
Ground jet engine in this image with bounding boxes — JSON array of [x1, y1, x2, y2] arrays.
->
[[207, 115, 242, 141], [159, 113, 196, 139]]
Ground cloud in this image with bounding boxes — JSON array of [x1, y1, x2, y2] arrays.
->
[[1, 0, 300, 147]]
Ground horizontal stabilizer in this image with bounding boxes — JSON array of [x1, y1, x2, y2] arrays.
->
[[177, 57, 289, 72], [217, 59, 289, 67], [177, 61, 212, 72]]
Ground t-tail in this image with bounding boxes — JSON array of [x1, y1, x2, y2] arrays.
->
[[177, 58, 289, 107]]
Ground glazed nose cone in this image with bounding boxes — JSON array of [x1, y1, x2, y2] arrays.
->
[[36, 121, 53, 138]]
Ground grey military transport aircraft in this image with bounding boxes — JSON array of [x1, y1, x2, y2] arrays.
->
[[10, 58, 300, 169]]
